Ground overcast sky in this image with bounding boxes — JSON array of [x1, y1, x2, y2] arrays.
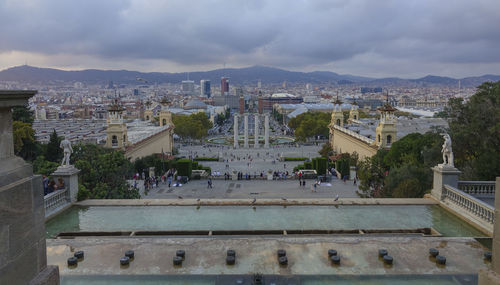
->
[[1, 0, 499, 78]]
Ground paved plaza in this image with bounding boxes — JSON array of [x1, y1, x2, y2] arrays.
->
[[138, 142, 361, 199], [144, 178, 360, 199], [178, 143, 325, 173]]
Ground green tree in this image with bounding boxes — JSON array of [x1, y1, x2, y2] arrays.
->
[[318, 142, 333, 157], [13, 121, 41, 161], [32, 155, 59, 176], [11, 105, 39, 161], [289, 112, 330, 141], [357, 149, 389, 198], [72, 143, 138, 200], [45, 129, 62, 163], [173, 113, 213, 140], [357, 131, 442, 198], [445, 81, 500, 180], [12, 105, 34, 124]]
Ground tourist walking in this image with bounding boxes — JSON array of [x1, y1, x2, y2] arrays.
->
[[207, 178, 213, 189]]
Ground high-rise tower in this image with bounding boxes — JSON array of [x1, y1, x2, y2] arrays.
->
[[221, 77, 229, 96]]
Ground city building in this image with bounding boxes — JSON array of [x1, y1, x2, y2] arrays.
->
[[181, 80, 195, 96], [200, 79, 211, 98], [260, 93, 303, 112], [221, 77, 229, 96]]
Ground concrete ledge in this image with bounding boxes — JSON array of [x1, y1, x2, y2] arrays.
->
[[479, 269, 500, 285], [76, 198, 438, 207], [28, 265, 60, 285]]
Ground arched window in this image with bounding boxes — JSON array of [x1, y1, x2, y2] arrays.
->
[[387, 135, 392, 145], [146, 115, 150, 120], [162, 119, 166, 125], [378, 134, 381, 143], [354, 115, 357, 120], [336, 119, 341, 126], [112, 135, 118, 146], [123, 134, 126, 143]]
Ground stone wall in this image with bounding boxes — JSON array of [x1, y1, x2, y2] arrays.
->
[[0, 90, 59, 284], [125, 127, 174, 161], [330, 128, 378, 159]]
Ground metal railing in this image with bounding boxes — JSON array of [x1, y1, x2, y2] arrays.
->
[[443, 184, 494, 224], [458, 181, 495, 198], [44, 188, 70, 217]]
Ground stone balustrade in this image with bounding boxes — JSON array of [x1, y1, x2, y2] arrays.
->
[[443, 184, 495, 224], [458, 181, 495, 198], [333, 124, 375, 145], [44, 188, 71, 218]]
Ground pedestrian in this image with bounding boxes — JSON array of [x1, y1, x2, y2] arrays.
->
[[42, 175, 49, 195], [313, 182, 317, 192], [353, 178, 357, 185], [207, 178, 213, 189]]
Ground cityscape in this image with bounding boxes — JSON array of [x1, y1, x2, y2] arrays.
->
[[1, 1, 500, 285]]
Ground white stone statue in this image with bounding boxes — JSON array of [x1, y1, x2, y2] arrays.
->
[[441, 133, 454, 167], [60, 138, 73, 167]]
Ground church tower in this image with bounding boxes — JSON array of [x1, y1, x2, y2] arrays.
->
[[159, 97, 173, 127], [331, 96, 344, 127], [375, 98, 397, 148], [144, 100, 153, 121], [348, 101, 359, 122], [105, 99, 129, 149]]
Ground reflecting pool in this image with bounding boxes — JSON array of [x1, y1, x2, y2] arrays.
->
[[46, 205, 484, 238]]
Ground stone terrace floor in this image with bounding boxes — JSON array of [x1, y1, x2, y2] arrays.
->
[[47, 236, 489, 276]]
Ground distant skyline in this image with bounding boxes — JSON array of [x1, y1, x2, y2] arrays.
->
[[1, 0, 499, 78]]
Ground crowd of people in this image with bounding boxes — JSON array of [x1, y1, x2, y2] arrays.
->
[[42, 175, 65, 196]]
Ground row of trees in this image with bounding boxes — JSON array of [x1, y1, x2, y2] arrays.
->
[[357, 132, 442, 198], [172, 112, 213, 140], [288, 112, 330, 141]]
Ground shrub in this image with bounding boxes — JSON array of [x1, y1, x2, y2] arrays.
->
[[176, 158, 192, 177], [304, 162, 313, 169], [316, 157, 327, 175], [284, 157, 308, 161], [77, 184, 91, 201], [194, 157, 218, 161]]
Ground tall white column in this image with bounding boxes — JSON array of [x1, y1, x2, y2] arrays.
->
[[254, 114, 259, 148], [233, 115, 238, 148], [244, 114, 249, 148], [264, 114, 270, 148]]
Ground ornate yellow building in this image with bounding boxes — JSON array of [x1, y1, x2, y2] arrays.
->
[[329, 102, 397, 159], [105, 100, 129, 149], [106, 99, 175, 161]]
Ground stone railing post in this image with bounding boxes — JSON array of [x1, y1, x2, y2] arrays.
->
[[431, 164, 461, 200], [51, 166, 80, 203], [479, 177, 500, 284]]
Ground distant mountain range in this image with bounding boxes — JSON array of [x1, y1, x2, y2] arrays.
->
[[1, 65, 499, 87]]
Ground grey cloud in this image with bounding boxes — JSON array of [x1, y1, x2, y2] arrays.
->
[[1, 0, 500, 76]]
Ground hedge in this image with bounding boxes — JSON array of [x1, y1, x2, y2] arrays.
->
[[283, 157, 308, 161], [176, 158, 192, 177], [194, 157, 219, 161]]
